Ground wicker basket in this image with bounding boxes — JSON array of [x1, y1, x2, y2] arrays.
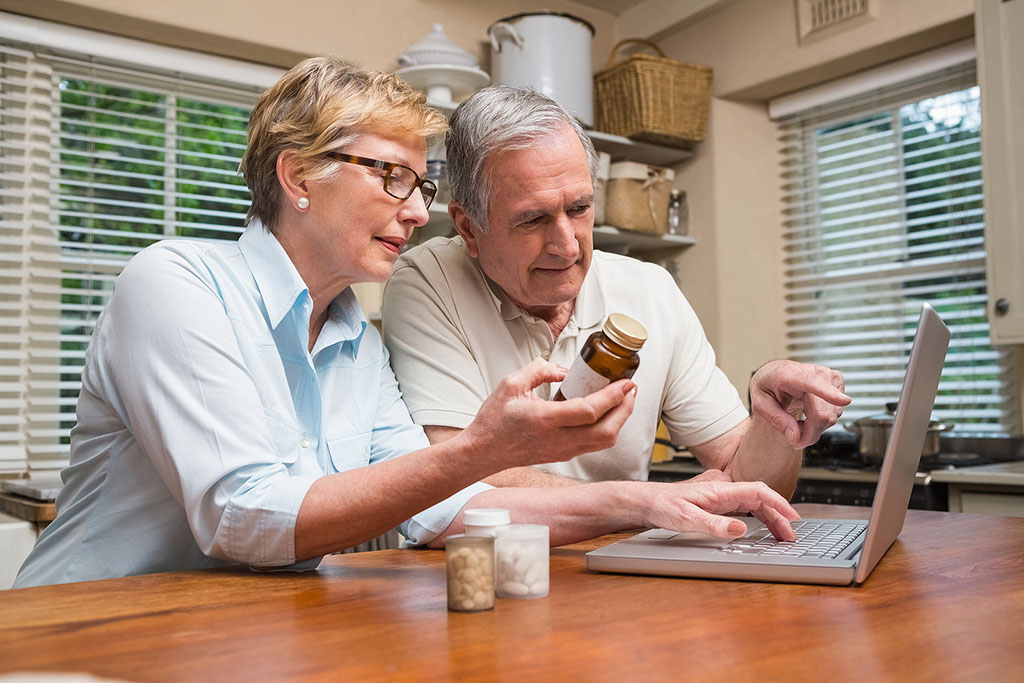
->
[[594, 38, 713, 149]]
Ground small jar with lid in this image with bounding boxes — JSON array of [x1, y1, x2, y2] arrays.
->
[[554, 313, 648, 401], [463, 508, 511, 538], [495, 524, 549, 599], [445, 534, 495, 612]]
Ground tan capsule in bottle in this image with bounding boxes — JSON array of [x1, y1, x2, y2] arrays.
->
[[553, 313, 647, 401]]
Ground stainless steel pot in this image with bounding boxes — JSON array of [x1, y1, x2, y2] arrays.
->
[[844, 402, 953, 462]]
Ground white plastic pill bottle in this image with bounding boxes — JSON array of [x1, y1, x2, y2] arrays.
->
[[445, 534, 495, 612], [495, 524, 550, 599], [463, 508, 512, 538]]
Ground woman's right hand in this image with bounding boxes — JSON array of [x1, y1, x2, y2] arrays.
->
[[459, 357, 636, 471]]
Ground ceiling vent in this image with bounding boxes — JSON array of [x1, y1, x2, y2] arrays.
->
[[796, 0, 878, 44]]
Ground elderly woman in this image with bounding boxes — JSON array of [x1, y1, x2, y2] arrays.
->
[[15, 57, 798, 587]]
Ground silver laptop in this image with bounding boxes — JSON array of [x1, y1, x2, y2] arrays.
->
[[587, 303, 950, 586]]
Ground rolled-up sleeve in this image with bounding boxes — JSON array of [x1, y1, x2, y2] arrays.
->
[[366, 342, 493, 546], [400, 481, 492, 546]]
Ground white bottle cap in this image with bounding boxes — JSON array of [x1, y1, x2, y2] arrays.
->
[[464, 508, 511, 526]]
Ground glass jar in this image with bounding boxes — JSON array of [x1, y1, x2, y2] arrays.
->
[[495, 524, 549, 599], [553, 313, 648, 400], [445, 534, 495, 612], [667, 189, 688, 235]]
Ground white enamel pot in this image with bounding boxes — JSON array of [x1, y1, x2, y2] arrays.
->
[[487, 11, 595, 126]]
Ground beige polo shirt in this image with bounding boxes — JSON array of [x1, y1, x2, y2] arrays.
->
[[381, 236, 748, 482]]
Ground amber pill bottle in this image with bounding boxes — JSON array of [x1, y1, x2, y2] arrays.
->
[[553, 313, 648, 401]]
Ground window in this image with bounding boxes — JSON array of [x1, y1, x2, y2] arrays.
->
[[777, 61, 1020, 434], [0, 20, 276, 476]]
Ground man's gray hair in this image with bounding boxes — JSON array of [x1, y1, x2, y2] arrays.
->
[[445, 86, 600, 231]]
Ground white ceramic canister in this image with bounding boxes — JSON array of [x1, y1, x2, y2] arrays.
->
[[487, 11, 595, 127], [463, 508, 511, 537], [495, 524, 550, 599]]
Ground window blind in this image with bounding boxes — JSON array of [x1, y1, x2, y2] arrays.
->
[[777, 63, 1019, 434], [0, 40, 261, 475]]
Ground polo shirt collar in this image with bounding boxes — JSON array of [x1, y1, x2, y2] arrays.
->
[[573, 259, 607, 331], [467, 238, 607, 332]]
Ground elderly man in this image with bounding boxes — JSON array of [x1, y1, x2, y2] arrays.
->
[[382, 86, 848, 495]]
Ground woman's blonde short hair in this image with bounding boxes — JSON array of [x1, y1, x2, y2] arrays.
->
[[240, 55, 448, 232]]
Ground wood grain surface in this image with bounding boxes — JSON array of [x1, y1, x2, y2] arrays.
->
[[0, 505, 1021, 682], [0, 492, 56, 522]]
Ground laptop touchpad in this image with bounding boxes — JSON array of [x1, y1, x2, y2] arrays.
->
[[644, 530, 726, 547]]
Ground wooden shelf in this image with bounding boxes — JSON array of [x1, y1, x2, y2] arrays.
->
[[425, 94, 692, 167], [418, 206, 693, 256], [588, 130, 693, 167], [592, 225, 695, 254], [0, 492, 56, 522]]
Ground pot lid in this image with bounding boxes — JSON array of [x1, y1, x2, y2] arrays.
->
[[856, 401, 899, 424], [851, 402, 951, 429], [489, 11, 596, 36], [398, 23, 478, 68]]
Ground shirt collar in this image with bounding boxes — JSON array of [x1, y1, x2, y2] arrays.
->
[[319, 288, 367, 355], [574, 256, 607, 331], [462, 237, 607, 331], [238, 221, 367, 348], [239, 221, 309, 329]]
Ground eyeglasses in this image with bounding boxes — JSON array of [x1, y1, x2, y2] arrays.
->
[[327, 153, 437, 210]]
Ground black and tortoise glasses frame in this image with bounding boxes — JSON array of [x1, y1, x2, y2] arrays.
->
[[326, 153, 437, 210]]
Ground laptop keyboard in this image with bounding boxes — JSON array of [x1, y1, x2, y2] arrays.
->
[[719, 520, 867, 559]]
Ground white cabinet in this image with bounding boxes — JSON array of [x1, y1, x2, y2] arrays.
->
[[976, 0, 1024, 343], [950, 489, 1024, 517], [0, 512, 38, 589], [931, 460, 1024, 518]]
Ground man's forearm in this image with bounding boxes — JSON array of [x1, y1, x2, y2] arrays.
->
[[725, 417, 803, 497], [484, 466, 581, 487], [427, 481, 638, 547]]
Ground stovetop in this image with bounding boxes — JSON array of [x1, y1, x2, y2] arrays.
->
[[801, 432, 1002, 476]]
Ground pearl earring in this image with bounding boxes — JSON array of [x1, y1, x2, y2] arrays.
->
[[297, 197, 309, 210]]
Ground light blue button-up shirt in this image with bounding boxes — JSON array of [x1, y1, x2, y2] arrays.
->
[[15, 223, 488, 587]]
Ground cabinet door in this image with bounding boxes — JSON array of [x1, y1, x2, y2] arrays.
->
[[977, 0, 1024, 343]]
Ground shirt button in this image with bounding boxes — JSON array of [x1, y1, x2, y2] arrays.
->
[[300, 435, 310, 448]]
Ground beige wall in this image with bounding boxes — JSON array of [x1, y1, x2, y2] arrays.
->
[[5, 0, 1017, 424], [0, 0, 619, 73], [647, 0, 978, 394]]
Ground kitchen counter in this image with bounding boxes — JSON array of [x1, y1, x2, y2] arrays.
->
[[650, 450, 1024, 514], [650, 456, 935, 484], [1, 505, 1021, 681], [929, 460, 1024, 517], [929, 459, 1024, 486]]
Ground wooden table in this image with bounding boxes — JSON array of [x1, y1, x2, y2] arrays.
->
[[1, 505, 1021, 682], [0, 492, 56, 523]]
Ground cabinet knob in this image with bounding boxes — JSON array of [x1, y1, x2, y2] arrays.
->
[[994, 298, 1010, 316]]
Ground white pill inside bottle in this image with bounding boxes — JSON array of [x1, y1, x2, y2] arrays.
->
[[495, 524, 549, 599], [446, 534, 494, 612]]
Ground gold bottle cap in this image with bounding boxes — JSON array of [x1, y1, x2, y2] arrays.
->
[[603, 313, 648, 351]]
